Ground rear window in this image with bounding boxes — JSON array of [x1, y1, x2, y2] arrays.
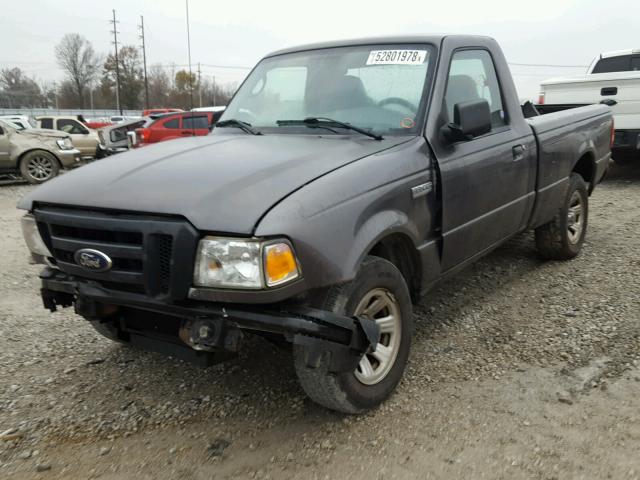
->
[[592, 55, 635, 73], [40, 118, 53, 129]]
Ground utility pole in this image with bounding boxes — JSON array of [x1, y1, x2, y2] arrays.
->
[[212, 75, 216, 106], [185, 0, 194, 110], [53, 81, 59, 110], [138, 15, 150, 109], [110, 9, 122, 114], [197, 62, 202, 107]]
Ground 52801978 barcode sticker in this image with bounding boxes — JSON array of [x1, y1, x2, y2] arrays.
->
[[366, 50, 427, 65]]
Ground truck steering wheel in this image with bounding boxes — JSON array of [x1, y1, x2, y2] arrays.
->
[[377, 97, 418, 113]]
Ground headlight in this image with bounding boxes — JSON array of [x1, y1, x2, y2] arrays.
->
[[193, 237, 300, 289], [56, 138, 73, 150], [21, 214, 51, 258]]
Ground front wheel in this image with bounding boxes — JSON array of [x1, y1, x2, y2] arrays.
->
[[294, 256, 413, 414], [535, 173, 589, 260], [20, 150, 60, 184]]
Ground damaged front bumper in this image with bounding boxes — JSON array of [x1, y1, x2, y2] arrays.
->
[[39, 267, 379, 372]]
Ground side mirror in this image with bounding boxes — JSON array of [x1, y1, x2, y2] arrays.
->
[[442, 99, 492, 142]]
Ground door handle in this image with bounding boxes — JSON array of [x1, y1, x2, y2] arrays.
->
[[512, 144, 526, 161], [180, 130, 192, 135]]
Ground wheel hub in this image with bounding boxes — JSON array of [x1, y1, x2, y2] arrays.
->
[[567, 191, 584, 245], [353, 288, 402, 386]]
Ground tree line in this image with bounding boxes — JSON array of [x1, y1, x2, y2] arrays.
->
[[0, 33, 237, 111]]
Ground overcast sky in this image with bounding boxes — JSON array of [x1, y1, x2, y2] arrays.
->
[[1, 0, 638, 100]]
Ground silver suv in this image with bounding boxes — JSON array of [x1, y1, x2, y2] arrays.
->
[[0, 119, 81, 183]]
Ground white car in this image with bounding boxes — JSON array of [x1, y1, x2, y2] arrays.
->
[[538, 49, 640, 162], [0, 115, 37, 130]]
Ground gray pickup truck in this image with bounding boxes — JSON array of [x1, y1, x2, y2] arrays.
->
[[19, 35, 612, 413]]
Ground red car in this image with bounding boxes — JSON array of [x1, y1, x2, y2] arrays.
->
[[135, 112, 214, 145], [141, 108, 183, 116]]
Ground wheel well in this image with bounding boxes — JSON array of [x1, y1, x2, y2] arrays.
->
[[368, 233, 421, 302], [572, 153, 595, 192], [19, 149, 61, 168]]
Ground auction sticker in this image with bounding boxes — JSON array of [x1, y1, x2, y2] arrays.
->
[[366, 50, 427, 65]]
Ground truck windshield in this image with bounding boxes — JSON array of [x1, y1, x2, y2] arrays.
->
[[221, 44, 434, 136]]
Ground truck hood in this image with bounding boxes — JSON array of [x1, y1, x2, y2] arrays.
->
[[19, 133, 408, 233]]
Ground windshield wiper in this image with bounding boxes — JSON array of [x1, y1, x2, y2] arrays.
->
[[276, 117, 383, 140], [215, 119, 262, 135]]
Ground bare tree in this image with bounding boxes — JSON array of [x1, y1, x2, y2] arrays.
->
[[103, 45, 144, 109], [54, 33, 101, 108], [147, 63, 170, 107], [0, 67, 43, 108]]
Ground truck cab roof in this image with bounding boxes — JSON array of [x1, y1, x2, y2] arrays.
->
[[265, 34, 492, 57]]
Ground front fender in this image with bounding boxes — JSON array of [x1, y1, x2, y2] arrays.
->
[[255, 137, 434, 293], [346, 209, 420, 280]]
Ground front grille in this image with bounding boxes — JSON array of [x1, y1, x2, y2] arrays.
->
[[50, 224, 143, 245], [157, 235, 173, 294], [34, 206, 198, 300]]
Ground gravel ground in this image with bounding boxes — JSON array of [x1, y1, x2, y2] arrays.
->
[[1, 163, 639, 479]]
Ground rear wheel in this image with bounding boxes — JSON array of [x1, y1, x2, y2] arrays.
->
[[294, 256, 413, 414], [20, 150, 60, 184], [535, 173, 588, 260]]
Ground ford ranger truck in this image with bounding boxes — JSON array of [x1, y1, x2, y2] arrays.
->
[[18, 35, 612, 414]]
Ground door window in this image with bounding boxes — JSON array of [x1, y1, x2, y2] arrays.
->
[[183, 115, 209, 129], [163, 118, 180, 129], [631, 56, 640, 71], [445, 49, 507, 129], [58, 119, 87, 134]]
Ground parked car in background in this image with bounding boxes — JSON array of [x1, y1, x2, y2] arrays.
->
[[83, 117, 112, 129], [538, 48, 640, 162], [19, 35, 612, 413], [141, 108, 183, 116], [35, 116, 105, 159], [133, 111, 214, 146], [191, 106, 226, 123], [109, 115, 142, 124], [98, 118, 149, 154], [0, 115, 37, 131], [0, 119, 80, 183]]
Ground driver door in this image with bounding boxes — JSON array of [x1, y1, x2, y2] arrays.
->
[[429, 47, 536, 271], [58, 119, 95, 156]]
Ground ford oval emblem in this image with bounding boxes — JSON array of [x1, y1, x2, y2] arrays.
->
[[74, 249, 113, 272]]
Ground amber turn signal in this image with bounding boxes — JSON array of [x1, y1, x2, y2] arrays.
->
[[264, 242, 299, 286]]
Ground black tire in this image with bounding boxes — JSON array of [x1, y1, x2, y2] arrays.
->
[[88, 319, 127, 345], [20, 150, 60, 184], [294, 256, 413, 414], [535, 173, 589, 260]]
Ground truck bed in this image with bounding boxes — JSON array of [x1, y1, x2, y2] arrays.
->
[[526, 104, 612, 228]]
